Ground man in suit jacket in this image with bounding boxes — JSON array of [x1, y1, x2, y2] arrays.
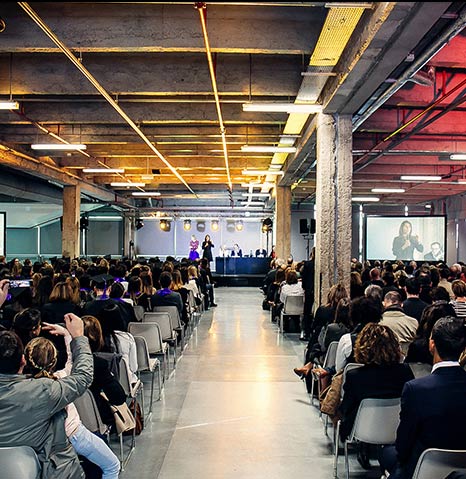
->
[[381, 316, 466, 479]]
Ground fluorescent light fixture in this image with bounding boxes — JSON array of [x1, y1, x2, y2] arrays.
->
[[131, 191, 161, 196], [31, 143, 87, 151], [242, 102, 322, 113], [351, 196, 380, 202], [325, 2, 373, 8], [425, 204, 432, 209], [242, 169, 284, 176], [238, 201, 265, 206], [450, 154, 466, 160], [241, 145, 296, 154], [241, 193, 270, 197], [111, 182, 146, 187], [0, 100, 19, 110], [82, 168, 125, 174], [371, 188, 406, 193], [241, 182, 275, 189], [269, 164, 283, 169], [400, 175, 442, 181], [456, 179, 466, 184]]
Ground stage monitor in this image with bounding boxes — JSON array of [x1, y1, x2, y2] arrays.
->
[[365, 215, 446, 262]]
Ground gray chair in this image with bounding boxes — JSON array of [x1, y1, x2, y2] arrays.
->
[[152, 305, 185, 352], [74, 389, 108, 437], [334, 397, 401, 479], [128, 321, 170, 380], [133, 335, 162, 417], [133, 305, 145, 322], [143, 312, 177, 369], [0, 445, 41, 479], [407, 362, 432, 378], [310, 340, 339, 406], [411, 448, 466, 479], [278, 295, 304, 334]]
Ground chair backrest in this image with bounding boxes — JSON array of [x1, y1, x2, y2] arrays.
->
[[0, 445, 41, 479], [74, 389, 107, 435], [143, 312, 174, 341], [349, 397, 401, 444], [118, 356, 132, 396], [283, 295, 305, 315], [152, 305, 182, 329], [412, 448, 466, 479], [133, 305, 145, 322], [93, 351, 122, 379], [340, 362, 364, 399], [407, 362, 432, 379], [133, 335, 150, 371], [128, 321, 163, 355], [323, 341, 339, 369]]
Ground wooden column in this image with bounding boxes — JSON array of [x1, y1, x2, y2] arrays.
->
[[62, 185, 80, 258]]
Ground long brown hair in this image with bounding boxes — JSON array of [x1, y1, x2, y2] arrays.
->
[[82, 315, 104, 352]]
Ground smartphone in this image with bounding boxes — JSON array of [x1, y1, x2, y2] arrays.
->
[[9, 279, 32, 288]]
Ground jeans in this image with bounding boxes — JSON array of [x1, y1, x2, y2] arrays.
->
[[70, 424, 120, 479]]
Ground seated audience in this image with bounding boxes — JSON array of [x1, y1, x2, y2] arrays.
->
[[151, 271, 183, 318], [338, 323, 414, 467], [450, 279, 466, 318], [279, 269, 304, 305], [24, 326, 120, 479], [41, 281, 82, 324], [380, 291, 418, 355], [402, 277, 428, 321], [404, 301, 456, 365], [0, 305, 93, 478], [81, 315, 127, 426], [438, 267, 454, 299], [381, 316, 466, 479]]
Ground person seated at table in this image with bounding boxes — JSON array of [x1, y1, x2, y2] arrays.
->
[[230, 244, 243, 257]]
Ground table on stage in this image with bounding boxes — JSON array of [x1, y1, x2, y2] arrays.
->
[[215, 256, 270, 276]]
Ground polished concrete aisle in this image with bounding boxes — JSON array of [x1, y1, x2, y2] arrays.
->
[[120, 287, 355, 478]]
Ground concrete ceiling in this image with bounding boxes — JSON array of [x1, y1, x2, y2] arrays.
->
[[0, 2, 465, 219]]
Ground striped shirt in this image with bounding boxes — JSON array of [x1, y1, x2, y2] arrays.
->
[[450, 300, 466, 318]]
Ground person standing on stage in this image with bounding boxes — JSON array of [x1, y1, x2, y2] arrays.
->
[[202, 235, 214, 265], [189, 235, 200, 261]]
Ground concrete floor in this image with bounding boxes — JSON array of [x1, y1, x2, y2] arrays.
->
[[119, 287, 380, 479]]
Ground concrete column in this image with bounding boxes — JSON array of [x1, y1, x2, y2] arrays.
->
[[314, 114, 352, 306], [62, 185, 80, 258], [275, 185, 291, 261], [123, 215, 135, 259]]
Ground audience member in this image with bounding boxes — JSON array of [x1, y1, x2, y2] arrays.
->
[[450, 279, 466, 318], [381, 291, 418, 355], [402, 277, 428, 321], [0, 310, 93, 478], [151, 271, 183, 318], [381, 316, 466, 479]]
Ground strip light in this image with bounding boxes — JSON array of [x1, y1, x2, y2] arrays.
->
[[400, 175, 442, 181], [450, 154, 466, 160], [31, 143, 87, 150], [83, 168, 124, 173], [371, 188, 406, 193], [111, 182, 146, 187], [242, 103, 322, 113], [131, 192, 161, 196], [0, 100, 19, 110], [352, 196, 380, 202], [241, 145, 297, 153], [242, 170, 284, 176]]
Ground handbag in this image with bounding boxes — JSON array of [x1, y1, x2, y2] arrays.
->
[[124, 399, 144, 436], [100, 393, 136, 435], [319, 369, 344, 418]]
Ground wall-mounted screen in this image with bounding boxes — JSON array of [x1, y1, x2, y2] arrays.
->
[[365, 215, 446, 262]]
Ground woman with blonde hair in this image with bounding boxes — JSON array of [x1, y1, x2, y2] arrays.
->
[[24, 321, 120, 479], [41, 281, 82, 325]]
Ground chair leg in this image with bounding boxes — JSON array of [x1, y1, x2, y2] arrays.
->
[[148, 369, 155, 416], [310, 374, 315, 405], [334, 421, 340, 478], [344, 440, 350, 479]]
